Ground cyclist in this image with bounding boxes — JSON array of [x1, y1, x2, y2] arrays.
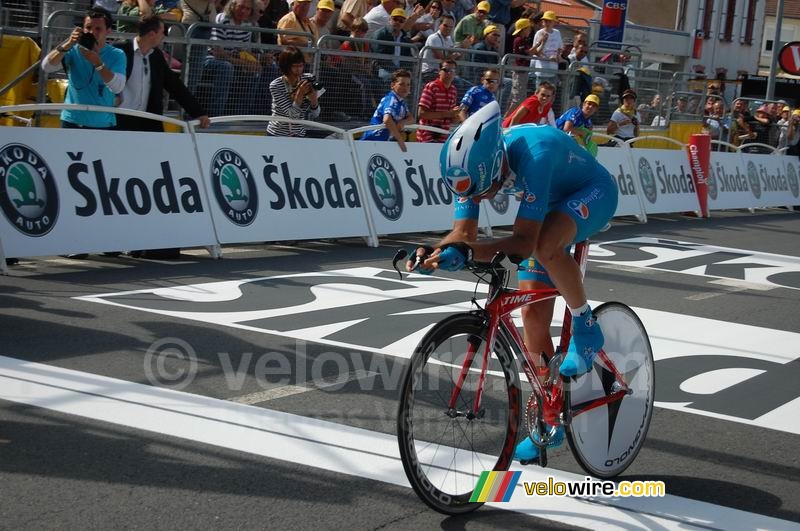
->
[[406, 100, 618, 462]]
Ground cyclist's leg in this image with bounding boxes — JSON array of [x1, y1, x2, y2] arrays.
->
[[546, 177, 619, 376]]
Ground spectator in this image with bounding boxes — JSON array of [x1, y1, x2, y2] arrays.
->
[[453, 0, 489, 44], [115, 15, 210, 131], [782, 110, 800, 155], [374, 8, 414, 79], [364, 0, 415, 37], [743, 104, 774, 152], [277, 0, 318, 47], [730, 98, 753, 146], [458, 68, 500, 122], [530, 10, 561, 86], [181, 0, 215, 91], [313, 0, 335, 40], [338, 17, 384, 118], [117, 0, 176, 32], [410, 1, 442, 43], [502, 80, 555, 127], [485, 0, 525, 55], [336, 0, 370, 34], [607, 88, 641, 144], [42, 8, 126, 129], [416, 59, 461, 143], [258, 0, 288, 44], [506, 17, 534, 113], [777, 105, 792, 149], [703, 100, 725, 145], [556, 93, 599, 145], [361, 69, 414, 151], [637, 92, 662, 125], [203, 0, 262, 116], [672, 94, 688, 114], [267, 46, 321, 136], [568, 43, 591, 107], [420, 15, 474, 81]]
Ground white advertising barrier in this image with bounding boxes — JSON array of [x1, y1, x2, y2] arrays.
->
[[355, 140, 502, 234], [706, 151, 754, 209], [194, 134, 370, 243], [782, 156, 800, 204], [629, 148, 701, 214], [735, 153, 800, 208], [596, 146, 646, 219], [0, 127, 217, 257]]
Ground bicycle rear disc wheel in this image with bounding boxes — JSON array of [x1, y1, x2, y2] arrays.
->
[[566, 302, 655, 478], [397, 313, 521, 515]]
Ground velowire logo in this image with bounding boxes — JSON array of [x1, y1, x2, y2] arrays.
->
[[637, 157, 657, 204], [0, 143, 59, 237], [746, 161, 761, 199], [211, 148, 258, 226], [367, 154, 403, 220]]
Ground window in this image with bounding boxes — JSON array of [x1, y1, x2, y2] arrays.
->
[[766, 39, 773, 51], [723, 0, 737, 41], [743, 0, 757, 45], [703, 0, 715, 39]]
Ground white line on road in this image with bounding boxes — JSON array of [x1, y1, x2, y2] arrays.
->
[[1, 355, 798, 531], [228, 369, 378, 404]]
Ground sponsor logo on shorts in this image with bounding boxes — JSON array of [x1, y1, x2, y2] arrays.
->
[[568, 199, 590, 219]]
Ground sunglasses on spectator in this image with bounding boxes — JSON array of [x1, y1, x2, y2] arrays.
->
[[484, 78, 499, 83], [440, 67, 456, 73]]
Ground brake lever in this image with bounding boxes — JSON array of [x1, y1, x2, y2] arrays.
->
[[392, 249, 408, 280]]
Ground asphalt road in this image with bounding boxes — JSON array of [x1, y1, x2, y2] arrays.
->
[[1, 209, 799, 529]]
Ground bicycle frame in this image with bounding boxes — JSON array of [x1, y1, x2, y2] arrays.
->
[[446, 241, 631, 426]]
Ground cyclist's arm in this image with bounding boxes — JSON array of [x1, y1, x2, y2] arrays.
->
[[436, 217, 479, 247], [464, 217, 540, 262]]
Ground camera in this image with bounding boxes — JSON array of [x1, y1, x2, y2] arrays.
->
[[78, 32, 97, 50], [301, 73, 324, 91]]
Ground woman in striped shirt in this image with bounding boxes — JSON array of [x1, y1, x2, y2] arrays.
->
[[267, 46, 321, 137]]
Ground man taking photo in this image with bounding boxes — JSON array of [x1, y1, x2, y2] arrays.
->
[[42, 8, 127, 129]]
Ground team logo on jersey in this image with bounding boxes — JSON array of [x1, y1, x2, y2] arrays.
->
[[367, 154, 403, 220], [637, 157, 658, 204], [211, 148, 258, 226], [446, 168, 473, 195], [568, 199, 589, 219], [746, 161, 761, 199], [0, 143, 59, 236], [786, 163, 799, 198], [524, 193, 536, 203], [457, 196, 470, 204], [489, 192, 508, 214]]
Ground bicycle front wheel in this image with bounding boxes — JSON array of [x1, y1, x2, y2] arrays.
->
[[566, 302, 655, 478], [397, 313, 521, 515]]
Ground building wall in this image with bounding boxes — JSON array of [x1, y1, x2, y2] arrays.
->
[[626, 0, 680, 30], [759, 16, 800, 69]]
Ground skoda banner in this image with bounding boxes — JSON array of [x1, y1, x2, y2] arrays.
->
[[596, 146, 645, 219], [0, 128, 216, 257], [631, 148, 701, 214], [194, 135, 369, 243], [738, 153, 800, 207]]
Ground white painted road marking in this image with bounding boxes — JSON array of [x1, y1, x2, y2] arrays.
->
[[1, 355, 798, 531], [228, 369, 378, 404]]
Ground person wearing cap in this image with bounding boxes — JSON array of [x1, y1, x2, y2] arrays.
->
[[555, 94, 599, 149], [743, 104, 776, 151], [505, 17, 534, 112], [485, 0, 526, 56], [458, 68, 500, 122], [778, 105, 795, 150], [374, 7, 414, 78], [606, 88, 641, 145], [312, 0, 335, 40], [784, 109, 800, 156], [453, 0, 489, 44], [277, 0, 319, 47], [364, 0, 422, 37], [531, 10, 562, 86], [336, 0, 369, 33], [503, 80, 555, 128]]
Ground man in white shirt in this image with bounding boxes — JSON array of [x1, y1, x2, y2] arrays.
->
[[530, 10, 561, 86], [421, 14, 474, 79]]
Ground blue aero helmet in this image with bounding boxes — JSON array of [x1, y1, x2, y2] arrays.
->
[[440, 100, 505, 197]]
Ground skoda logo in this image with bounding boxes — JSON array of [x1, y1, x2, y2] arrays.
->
[[786, 163, 799, 198], [489, 192, 508, 214], [637, 158, 657, 204], [367, 154, 403, 220], [211, 148, 258, 226], [706, 164, 718, 200], [0, 143, 59, 237], [746, 161, 761, 199]]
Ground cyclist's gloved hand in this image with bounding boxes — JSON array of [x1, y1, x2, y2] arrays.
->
[[437, 243, 474, 272], [407, 245, 435, 275]]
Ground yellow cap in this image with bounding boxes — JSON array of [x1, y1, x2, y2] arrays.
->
[[782, 105, 791, 112], [390, 7, 407, 18], [577, 65, 590, 75], [483, 24, 498, 37], [512, 18, 531, 35], [793, 109, 800, 117], [317, 0, 334, 9], [476, 1, 490, 12], [542, 10, 557, 21], [584, 94, 600, 106]]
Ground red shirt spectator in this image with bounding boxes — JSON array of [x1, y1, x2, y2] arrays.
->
[[502, 82, 555, 127], [417, 61, 459, 142]]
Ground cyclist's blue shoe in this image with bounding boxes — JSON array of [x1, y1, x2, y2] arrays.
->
[[560, 308, 603, 377], [514, 425, 565, 463]]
